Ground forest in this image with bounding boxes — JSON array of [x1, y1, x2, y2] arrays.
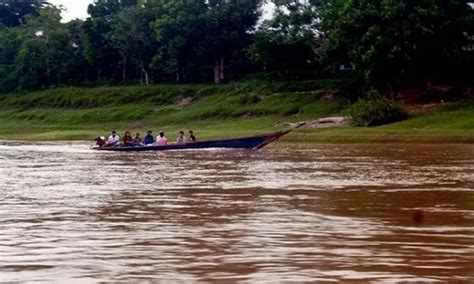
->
[[0, 0, 472, 94]]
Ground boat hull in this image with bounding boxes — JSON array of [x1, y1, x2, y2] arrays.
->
[[92, 130, 290, 152]]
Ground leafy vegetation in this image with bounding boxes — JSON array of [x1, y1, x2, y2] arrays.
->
[[0, 0, 471, 93], [348, 96, 408, 127], [0, 0, 48, 27], [319, 0, 473, 90]]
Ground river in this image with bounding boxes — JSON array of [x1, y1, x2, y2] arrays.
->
[[0, 142, 473, 282]]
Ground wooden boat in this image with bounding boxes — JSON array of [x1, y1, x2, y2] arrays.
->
[[92, 128, 295, 152]]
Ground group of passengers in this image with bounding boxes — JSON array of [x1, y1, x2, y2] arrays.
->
[[96, 130, 196, 147]]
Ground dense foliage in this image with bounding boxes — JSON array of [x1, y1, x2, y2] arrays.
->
[[0, 0, 472, 93], [319, 0, 474, 91], [0, 0, 48, 27], [348, 93, 408, 126]]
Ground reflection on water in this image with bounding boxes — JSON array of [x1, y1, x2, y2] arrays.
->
[[0, 142, 473, 282]]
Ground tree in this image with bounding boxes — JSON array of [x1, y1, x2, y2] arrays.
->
[[82, 18, 111, 81], [67, 19, 88, 83], [152, 0, 263, 84], [318, 0, 474, 90], [87, 0, 138, 20], [0, 25, 21, 91], [110, 6, 157, 84], [151, 0, 208, 83], [83, 0, 140, 82], [203, 0, 263, 84], [251, 0, 322, 80], [15, 6, 74, 89], [0, 0, 49, 27]]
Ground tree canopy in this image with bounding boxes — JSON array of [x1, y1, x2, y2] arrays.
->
[[0, 0, 471, 93], [0, 0, 49, 27], [319, 0, 474, 90]]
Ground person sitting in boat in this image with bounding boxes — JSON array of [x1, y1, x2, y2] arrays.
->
[[188, 130, 196, 143], [123, 131, 133, 146], [156, 131, 167, 146], [106, 130, 120, 147], [95, 136, 106, 147], [176, 131, 187, 144], [132, 132, 142, 146], [143, 130, 155, 145]]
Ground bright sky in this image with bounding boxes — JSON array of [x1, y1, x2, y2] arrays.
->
[[48, 0, 274, 22], [46, 1, 473, 22], [48, 0, 93, 22]]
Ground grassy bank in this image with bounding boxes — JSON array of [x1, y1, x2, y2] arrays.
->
[[0, 81, 473, 143]]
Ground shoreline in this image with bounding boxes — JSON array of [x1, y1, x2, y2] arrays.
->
[[1, 128, 472, 144]]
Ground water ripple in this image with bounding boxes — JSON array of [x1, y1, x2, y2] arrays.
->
[[0, 142, 473, 282]]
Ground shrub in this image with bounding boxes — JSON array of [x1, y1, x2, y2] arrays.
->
[[349, 96, 408, 127]]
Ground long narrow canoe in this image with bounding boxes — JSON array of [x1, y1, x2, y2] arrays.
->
[[92, 128, 293, 152]]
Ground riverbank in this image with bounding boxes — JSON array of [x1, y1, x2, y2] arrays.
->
[[0, 82, 472, 143]]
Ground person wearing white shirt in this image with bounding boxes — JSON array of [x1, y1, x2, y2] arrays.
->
[[176, 131, 187, 144], [107, 130, 120, 147]]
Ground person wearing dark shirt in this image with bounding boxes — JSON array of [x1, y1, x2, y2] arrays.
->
[[123, 131, 133, 146], [95, 136, 106, 147], [143, 130, 155, 145], [132, 133, 142, 146], [188, 130, 196, 143]]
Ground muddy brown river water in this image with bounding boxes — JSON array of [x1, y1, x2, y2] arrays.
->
[[0, 142, 473, 282]]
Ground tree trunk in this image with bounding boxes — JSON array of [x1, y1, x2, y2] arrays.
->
[[214, 60, 221, 84], [276, 70, 283, 81], [97, 66, 101, 82], [140, 62, 149, 85], [46, 61, 51, 84], [220, 56, 224, 81], [143, 69, 149, 86], [122, 58, 127, 81]]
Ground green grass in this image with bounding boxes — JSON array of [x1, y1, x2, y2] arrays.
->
[[289, 101, 474, 143], [0, 80, 344, 109], [0, 81, 472, 143]]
